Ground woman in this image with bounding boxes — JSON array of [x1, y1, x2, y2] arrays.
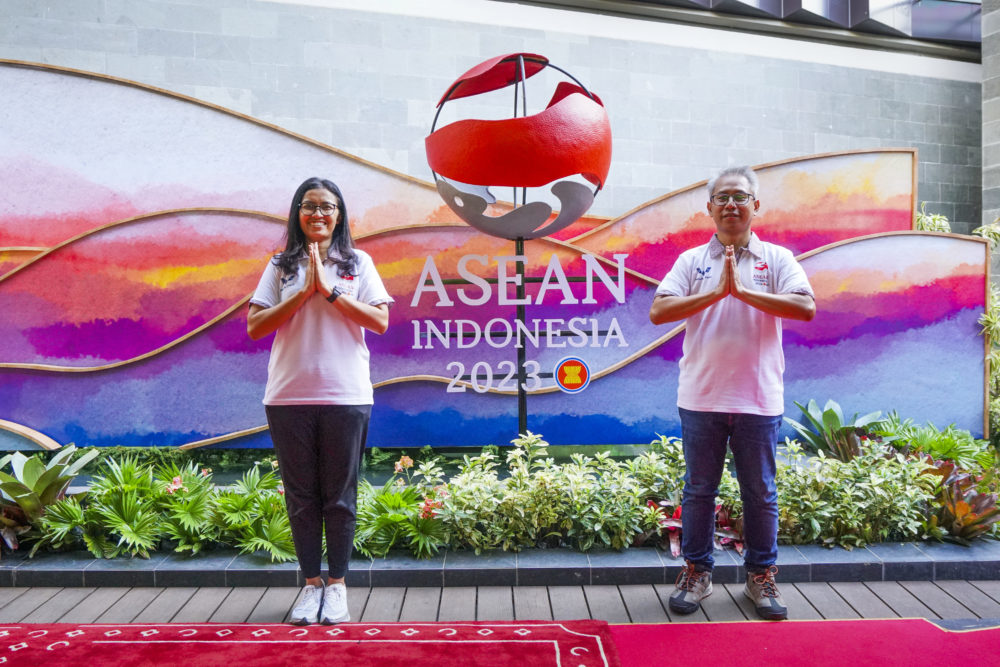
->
[[248, 177, 392, 625]]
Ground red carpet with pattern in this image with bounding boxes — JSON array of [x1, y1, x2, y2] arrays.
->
[[0, 620, 620, 666], [611, 618, 1000, 666]]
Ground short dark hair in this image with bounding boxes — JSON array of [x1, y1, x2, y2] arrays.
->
[[273, 177, 357, 277]]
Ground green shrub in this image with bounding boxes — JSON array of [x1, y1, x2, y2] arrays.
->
[[32, 457, 293, 562], [873, 414, 995, 473], [776, 441, 935, 549], [914, 202, 951, 232]]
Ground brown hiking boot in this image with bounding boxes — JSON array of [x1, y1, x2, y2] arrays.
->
[[669, 561, 712, 614], [744, 565, 788, 620]]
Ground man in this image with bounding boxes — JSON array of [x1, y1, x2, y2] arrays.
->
[[649, 165, 815, 621]]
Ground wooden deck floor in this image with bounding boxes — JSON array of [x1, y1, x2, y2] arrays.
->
[[2, 581, 1000, 624]]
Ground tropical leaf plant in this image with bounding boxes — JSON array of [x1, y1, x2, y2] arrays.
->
[[874, 414, 994, 473], [0, 445, 100, 524], [786, 399, 883, 462], [777, 441, 935, 549], [923, 460, 1000, 545], [0, 445, 100, 550]]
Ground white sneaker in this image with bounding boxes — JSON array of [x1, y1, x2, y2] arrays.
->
[[290, 584, 323, 625], [321, 582, 350, 625]]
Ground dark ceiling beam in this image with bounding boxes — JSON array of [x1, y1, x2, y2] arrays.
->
[[498, 0, 980, 62]]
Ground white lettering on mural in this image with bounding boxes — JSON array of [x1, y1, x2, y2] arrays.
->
[[410, 253, 629, 309], [410, 253, 630, 385], [412, 316, 627, 350]]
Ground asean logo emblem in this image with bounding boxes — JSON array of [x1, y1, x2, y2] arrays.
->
[[425, 53, 612, 240], [554, 357, 591, 394]]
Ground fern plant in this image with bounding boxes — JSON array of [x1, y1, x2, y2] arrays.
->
[[232, 494, 296, 562], [91, 491, 161, 558], [155, 463, 217, 555], [354, 478, 448, 559], [213, 464, 294, 562]]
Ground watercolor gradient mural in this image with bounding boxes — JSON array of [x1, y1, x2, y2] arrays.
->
[[0, 61, 988, 450]]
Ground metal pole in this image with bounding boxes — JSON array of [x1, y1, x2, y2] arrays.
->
[[515, 237, 528, 436], [514, 54, 529, 436]]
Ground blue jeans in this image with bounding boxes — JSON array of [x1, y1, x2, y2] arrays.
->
[[678, 407, 782, 572]]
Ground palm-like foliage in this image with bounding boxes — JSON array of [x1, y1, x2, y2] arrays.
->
[[28, 457, 296, 562], [214, 466, 294, 562], [92, 492, 161, 558], [233, 496, 296, 562], [354, 479, 448, 558], [155, 462, 217, 554]]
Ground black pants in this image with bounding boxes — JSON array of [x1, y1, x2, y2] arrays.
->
[[265, 404, 371, 579]]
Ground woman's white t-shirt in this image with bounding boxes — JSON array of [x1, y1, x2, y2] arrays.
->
[[250, 249, 393, 406]]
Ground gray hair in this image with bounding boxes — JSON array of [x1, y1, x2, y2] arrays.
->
[[706, 165, 759, 198]]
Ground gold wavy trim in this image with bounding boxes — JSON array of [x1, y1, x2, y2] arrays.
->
[[1, 296, 253, 373], [177, 231, 991, 447], [0, 419, 62, 451], [792, 229, 986, 261], [0, 207, 284, 284], [567, 148, 918, 245], [0, 59, 435, 191], [178, 425, 270, 451], [0, 207, 284, 372], [1, 219, 657, 373], [0, 59, 615, 221]]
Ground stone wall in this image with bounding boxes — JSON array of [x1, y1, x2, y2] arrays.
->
[[0, 0, 982, 230], [984, 0, 1000, 230]]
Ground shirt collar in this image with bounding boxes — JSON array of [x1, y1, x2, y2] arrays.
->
[[708, 231, 763, 259]]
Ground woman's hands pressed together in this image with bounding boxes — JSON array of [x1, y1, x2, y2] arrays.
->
[[306, 242, 334, 300]]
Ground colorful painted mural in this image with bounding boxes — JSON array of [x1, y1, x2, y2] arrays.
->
[[0, 61, 987, 450]]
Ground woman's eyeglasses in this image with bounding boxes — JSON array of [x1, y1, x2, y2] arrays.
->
[[300, 202, 339, 215]]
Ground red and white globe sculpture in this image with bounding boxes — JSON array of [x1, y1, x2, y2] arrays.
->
[[425, 53, 612, 240]]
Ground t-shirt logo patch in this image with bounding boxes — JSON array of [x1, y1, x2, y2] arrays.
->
[[753, 260, 769, 286], [694, 266, 712, 281]]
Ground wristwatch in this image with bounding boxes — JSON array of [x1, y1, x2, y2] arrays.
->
[[326, 287, 343, 303]]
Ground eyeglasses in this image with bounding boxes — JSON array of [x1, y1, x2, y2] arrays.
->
[[710, 192, 754, 206], [299, 202, 339, 215]]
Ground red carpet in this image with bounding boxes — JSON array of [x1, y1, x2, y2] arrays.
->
[[611, 618, 1000, 666], [0, 620, 619, 666]]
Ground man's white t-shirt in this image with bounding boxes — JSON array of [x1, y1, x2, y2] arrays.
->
[[655, 232, 813, 416], [250, 249, 394, 406]]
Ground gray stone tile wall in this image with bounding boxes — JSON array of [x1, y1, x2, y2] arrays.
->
[[984, 0, 1000, 230], [0, 0, 982, 230]]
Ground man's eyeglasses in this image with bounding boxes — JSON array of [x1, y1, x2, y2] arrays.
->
[[300, 202, 339, 215], [710, 192, 754, 206]]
